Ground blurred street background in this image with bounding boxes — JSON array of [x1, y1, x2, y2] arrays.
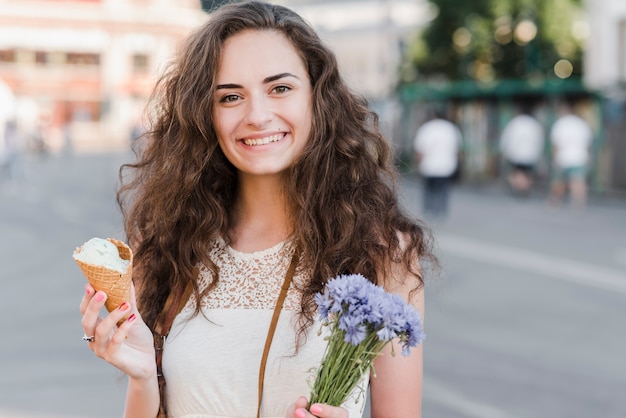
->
[[0, 151, 624, 418], [1, 0, 625, 417]]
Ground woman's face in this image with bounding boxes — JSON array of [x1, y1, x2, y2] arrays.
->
[[213, 29, 312, 179]]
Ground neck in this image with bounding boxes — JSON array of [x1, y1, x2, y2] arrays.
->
[[229, 174, 292, 252]]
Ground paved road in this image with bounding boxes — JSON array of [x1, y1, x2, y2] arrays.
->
[[406, 179, 626, 418], [0, 153, 624, 418]]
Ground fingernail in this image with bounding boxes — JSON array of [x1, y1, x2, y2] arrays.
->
[[127, 313, 136, 323], [85, 284, 92, 295], [119, 302, 129, 311], [295, 409, 306, 418], [310, 405, 322, 415], [94, 292, 105, 302]]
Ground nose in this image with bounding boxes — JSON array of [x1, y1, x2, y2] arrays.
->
[[244, 94, 273, 127]]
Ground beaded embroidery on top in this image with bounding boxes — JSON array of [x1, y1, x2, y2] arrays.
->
[[191, 237, 305, 311]]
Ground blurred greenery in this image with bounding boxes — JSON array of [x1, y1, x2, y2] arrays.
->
[[400, 0, 586, 84]]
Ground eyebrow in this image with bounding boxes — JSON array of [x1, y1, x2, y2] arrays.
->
[[215, 72, 299, 90]]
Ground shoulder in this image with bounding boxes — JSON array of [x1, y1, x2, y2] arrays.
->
[[381, 231, 423, 304]]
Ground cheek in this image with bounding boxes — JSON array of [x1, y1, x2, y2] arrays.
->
[[299, 107, 313, 143], [212, 110, 225, 138], [211, 113, 230, 154], [291, 97, 312, 130]]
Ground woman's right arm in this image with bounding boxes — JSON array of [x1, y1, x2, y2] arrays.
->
[[80, 283, 160, 418]]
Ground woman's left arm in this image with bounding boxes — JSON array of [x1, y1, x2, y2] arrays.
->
[[369, 278, 425, 418]]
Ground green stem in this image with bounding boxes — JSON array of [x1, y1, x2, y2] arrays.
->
[[309, 326, 391, 407]]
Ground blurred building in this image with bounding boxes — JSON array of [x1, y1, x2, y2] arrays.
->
[[277, 0, 434, 141], [584, 0, 626, 192], [278, 0, 433, 100], [0, 0, 206, 152], [0, 0, 432, 153], [584, 0, 626, 93]]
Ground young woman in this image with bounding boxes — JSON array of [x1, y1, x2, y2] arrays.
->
[[79, 2, 434, 417]]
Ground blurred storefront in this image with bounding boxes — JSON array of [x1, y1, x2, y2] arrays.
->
[[393, 0, 626, 196], [0, 0, 206, 153], [396, 79, 602, 191]]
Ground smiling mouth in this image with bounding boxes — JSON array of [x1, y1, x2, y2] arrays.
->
[[242, 133, 284, 146]]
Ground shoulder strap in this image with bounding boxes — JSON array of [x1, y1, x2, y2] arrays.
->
[[154, 272, 194, 418], [256, 248, 300, 418]]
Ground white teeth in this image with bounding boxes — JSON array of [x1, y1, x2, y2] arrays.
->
[[242, 133, 283, 146]]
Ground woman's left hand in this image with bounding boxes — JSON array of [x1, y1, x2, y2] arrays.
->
[[286, 396, 348, 418]]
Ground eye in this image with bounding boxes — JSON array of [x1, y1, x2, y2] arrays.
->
[[219, 94, 241, 103], [272, 85, 291, 94]]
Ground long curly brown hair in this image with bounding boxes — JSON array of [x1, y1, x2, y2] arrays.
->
[[117, 1, 435, 335]]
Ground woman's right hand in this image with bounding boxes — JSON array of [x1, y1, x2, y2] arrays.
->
[[80, 282, 157, 379]]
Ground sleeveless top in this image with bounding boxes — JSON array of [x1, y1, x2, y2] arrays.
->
[[162, 238, 368, 418]]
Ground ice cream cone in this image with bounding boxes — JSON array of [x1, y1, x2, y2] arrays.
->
[[73, 238, 133, 318]]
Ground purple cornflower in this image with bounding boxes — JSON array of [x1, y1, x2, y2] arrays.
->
[[316, 274, 424, 350], [338, 313, 368, 345], [309, 273, 425, 407]]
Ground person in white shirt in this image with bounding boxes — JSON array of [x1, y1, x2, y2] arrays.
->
[[548, 104, 594, 210], [413, 111, 462, 218], [499, 105, 545, 196]]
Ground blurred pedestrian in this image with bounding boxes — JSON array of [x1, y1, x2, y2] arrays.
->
[[78, 2, 431, 418], [30, 116, 49, 158], [413, 110, 462, 218], [548, 103, 594, 211], [61, 122, 74, 157], [0, 119, 24, 184], [499, 104, 545, 197]]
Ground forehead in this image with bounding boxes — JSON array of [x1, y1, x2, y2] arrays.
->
[[216, 30, 308, 82]]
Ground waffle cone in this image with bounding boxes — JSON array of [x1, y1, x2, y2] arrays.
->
[[73, 238, 133, 316]]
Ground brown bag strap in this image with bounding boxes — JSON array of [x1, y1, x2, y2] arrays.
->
[[154, 274, 194, 418], [256, 248, 300, 418]]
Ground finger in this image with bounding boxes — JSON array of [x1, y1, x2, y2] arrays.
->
[[79, 283, 96, 315], [294, 408, 318, 418], [109, 314, 137, 351], [308, 404, 349, 418], [128, 282, 142, 318], [294, 396, 308, 409], [130, 281, 138, 306], [81, 290, 107, 337], [101, 313, 157, 379], [92, 299, 132, 356], [286, 396, 309, 417]]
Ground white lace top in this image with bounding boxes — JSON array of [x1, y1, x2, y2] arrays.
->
[[162, 238, 368, 418]]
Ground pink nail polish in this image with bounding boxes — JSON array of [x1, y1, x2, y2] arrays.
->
[[85, 285, 92, 295], [94, 292, 105, 302], [310, 404, 322, 415], [127, 313, 136, 323], [295, 409, 305, 418], [119, 302, 129, 311]]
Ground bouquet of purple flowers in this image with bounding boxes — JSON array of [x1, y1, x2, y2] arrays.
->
[[309, 273, 425, 407]]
